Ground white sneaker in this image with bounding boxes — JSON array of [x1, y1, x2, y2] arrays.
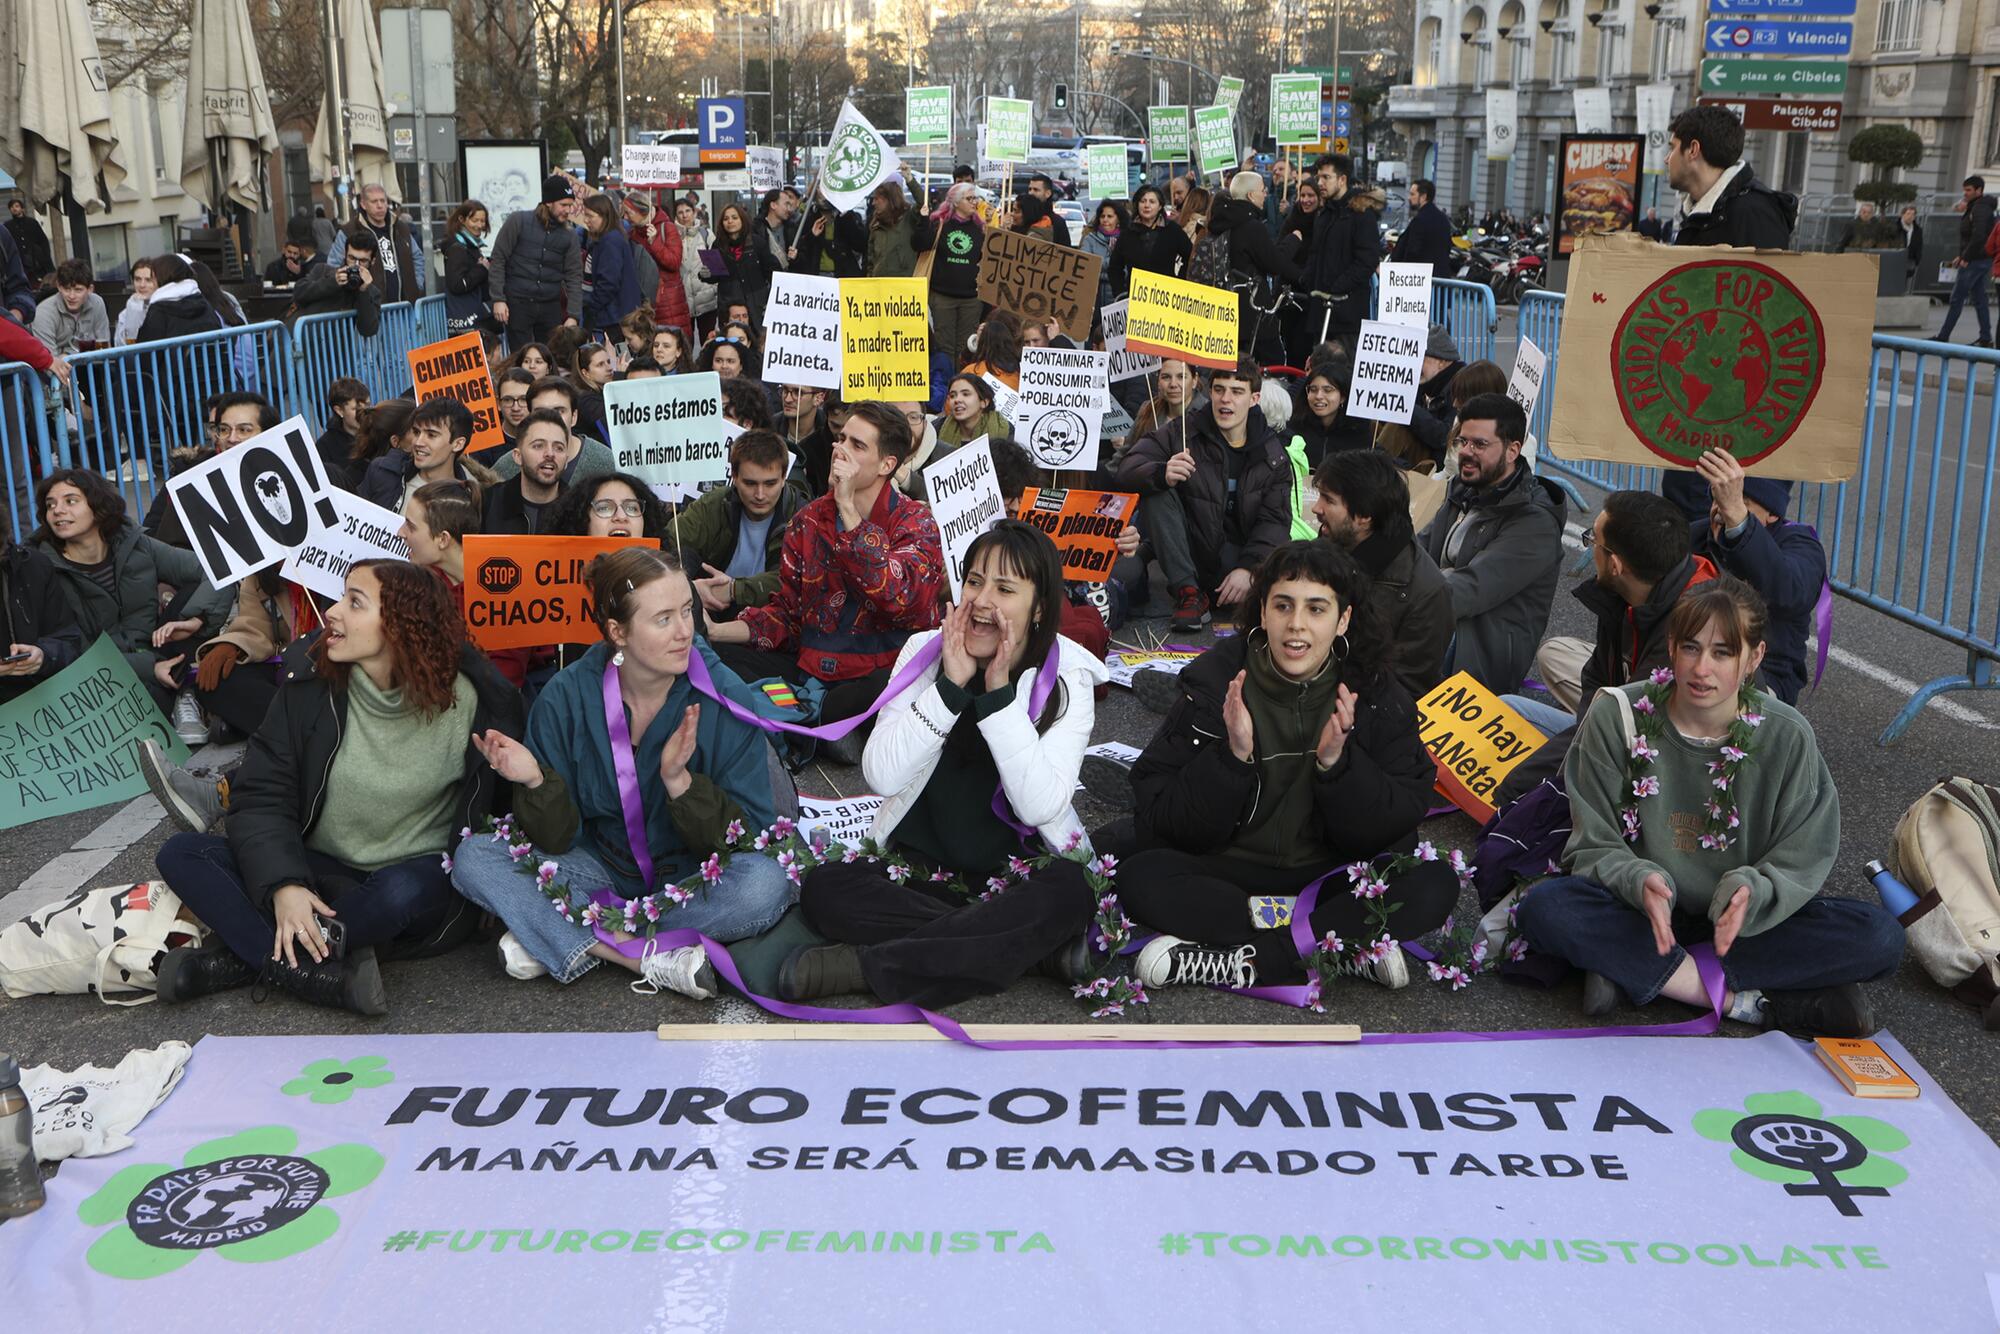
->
[[631, 943, 718, 1000], [171, 689, 207, 745], [1135, 936, 1258, 989], [1324, 947, 1411, 990], [496, 931, 548, 981]]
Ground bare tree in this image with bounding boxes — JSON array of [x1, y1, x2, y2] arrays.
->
[[776, 30, 854, 143]]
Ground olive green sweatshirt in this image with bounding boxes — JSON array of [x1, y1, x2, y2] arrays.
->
[[308, 670, 476, 873], [1562, 683, 1839, 937]]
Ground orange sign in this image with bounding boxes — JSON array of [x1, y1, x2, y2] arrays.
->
[[1016, 487, 1136, 583], [408, 332, 504, 457], [461, 535, 653, 650]]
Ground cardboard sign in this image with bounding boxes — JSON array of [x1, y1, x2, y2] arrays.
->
[[1414, 672, 1548, 824], [905, 86, 952, 146], [1377, 262, 1434, 328], [763, 273, 843, 391], [1014, 347, 1111, 468], [797, 793, 884, 847], [1017, 487, 1136, 582], [1548, 233, 1873, 481], [986, 97, 1032, 161], [1106, 648, 1200, 689], [1124, 268, 1238, 370], [407, 332, 504, 457], [1102, 298, 1160, 383], [1347, 320, 1427, 426], [839, 277, 930, 400], [1148, 106, 1190, 160], [1507, 337, 1548, 423], [279, 490, 411, 601], [461, 535, 654, 651], [1270, 74, 1322, 144], [1193, 104, 1235, 176], [602, 371, 733, 495], [923, 436, 1006, 600], [1086, 143, 1128, 199], [0, 635, 190, 831], [621, 144, 681, 187], [975, 229, 1103, 343], [1556, 134, 1643, 257], [167, 415, 339, 588]]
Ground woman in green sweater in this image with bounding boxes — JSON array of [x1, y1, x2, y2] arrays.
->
[[1517, 578, 1902, 1037], [932, 373, 1014, 451]]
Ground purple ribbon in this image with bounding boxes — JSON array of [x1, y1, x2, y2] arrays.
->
[[686, 637, 942, 740], [1812, 580, 1833, 691], [601, 658, 657, 895]]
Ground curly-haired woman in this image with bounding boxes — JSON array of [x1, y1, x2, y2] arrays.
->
[[152, 560, 524, 1015]]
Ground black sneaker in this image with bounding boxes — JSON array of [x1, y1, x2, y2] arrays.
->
[[156, 943, 257, 1003], [1581, 970, 1623, 1017], [820, 724, 869, 768], [1169, 585, 1210, 630], [1134, 936, 1258, 988], [1762, 983, 1877, 1038], [1033, 934, 1095, 985], [265, 947, 389, 1016], [1079, 755, 1136, 810], [776, 943, 867, 1000], [1131, 668, 1182, 716]]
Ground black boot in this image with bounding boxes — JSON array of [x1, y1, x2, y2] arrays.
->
[[266, 947, 389, 1016], [776, 944, 867, 1001], [1034, 934, 1094, 985], [156, 943, 257, 1003]]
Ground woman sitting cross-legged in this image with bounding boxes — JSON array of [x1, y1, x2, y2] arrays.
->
[[1117, 540, 1458, 992], [153, 560, 523, 1014], [451, 547, 796, 999], [782, 521, 1110, 1006], [1515, 577, 1902, 1037]]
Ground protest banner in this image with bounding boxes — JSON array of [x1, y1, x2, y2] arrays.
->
[[1415, 672, 1547, 823], [1106, 648, 1201, 689], [818, 101, 902, 213], [602, 372, 733, 499], [905, 86, 952, 145], [279, 490, 411, 601], [1548, 233, 1873, 481], [747, 145, 784, 194], [1377, 262, 1434, 329], [1014, 347, 1111, 469], [1147, 106, 1190, 161], [763, 273, 843, 391], [840, 278, 930, 400], [980, 374, 1022, 422], [1572, 86, 1613, 134], [1193, 104, 1235, 176], [975, 229, 1102, 343], [1346, 320, 1427, 426], [798, 793, 884, 847], [1486, 88, 1518, 159], [0, 635, 190, 831], [1124, 269, 1238, 370], [621, 143, 681, 187], [167, 415, 339, 588], [1508, 337, 1548, 420], [1556, 134, 1643, 257], [1102, 397, 1135, 443], [986, 97, 1032, 162], [1017, 487, 1136, 582], [922, 437, 1006, 599], [1086, 143, 1129, 199], [1215, 75, 1246, 115], [461, 535, 653, 652], [408, 332, 504, 457], [1102, 298, 1160, 384], [1269, 73, 1322, 145]]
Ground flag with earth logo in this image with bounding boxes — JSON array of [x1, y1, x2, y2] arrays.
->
[[818, 101, 902, 214]]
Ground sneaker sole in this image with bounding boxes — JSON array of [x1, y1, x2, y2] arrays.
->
[[1079, 756, 1135, 811], [1133, 935, 1184, 988], [1374, 949, 1411, 990], [345, 949, 390, 1017], [139, 742, 213, 834], [1130, 669, 1182, 715]]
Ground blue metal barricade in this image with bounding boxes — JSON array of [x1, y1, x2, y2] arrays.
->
[[293, 301, 421, 415], [1429, 278, 1498, 366], [1, 362, 56, 541], [413, 294, 448, 347]]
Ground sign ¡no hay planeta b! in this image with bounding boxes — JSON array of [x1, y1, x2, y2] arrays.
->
[[1548, 233, 1875, 482]]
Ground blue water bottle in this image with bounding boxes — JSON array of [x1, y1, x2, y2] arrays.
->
[[1863, 859, 1918, 915]]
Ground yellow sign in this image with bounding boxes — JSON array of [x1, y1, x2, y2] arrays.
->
[[1414, 672, 1547, 824], [840, 277, 931, 400], [1124, 269, 1239, 370]]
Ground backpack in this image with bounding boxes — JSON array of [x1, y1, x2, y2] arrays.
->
[[1186, 231, 1232, 289], [1891, 776, 2000, 1026], [631, 237, 661, 307]]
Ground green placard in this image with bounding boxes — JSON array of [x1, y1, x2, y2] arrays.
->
[[1086, 143, 1130, 199], [1215, 76, 1246, 115], [1699, 58, 1849, 96], [1148, 105, 1190, 160], [906, 86, 952, 146], [1194, 104, 1236, 176], [1269, 73, 1323, 144], [987, 97, 1033, 162]]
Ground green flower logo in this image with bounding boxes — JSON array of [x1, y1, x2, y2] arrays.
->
[[1693, 1090, 1908, 1216], [79, 1126, 383, 1279], [823, 124, 884, 193], [282, 1056, 393, 1105]]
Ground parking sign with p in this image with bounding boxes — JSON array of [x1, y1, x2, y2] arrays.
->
[[698, 97, 748, 166]]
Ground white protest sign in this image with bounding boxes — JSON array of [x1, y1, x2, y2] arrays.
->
[[1377, 261, 1434, 329], [763, 273, 843, 390], [747, 145, 784, 194], [819, 100, 902, 213], [603, 371, 733, 496], [1105, 649, 1201, 689], [1014, 346, 1111, 469], [279, 490, 410, 600], [1102, 298, 1160, 384], [923, 436, 1007, 600], [798, 794, 885, 849], [167, 415, 339, 588], [981, 373, 1022, 422], [1508, 337, 1548, 421], [1102, 396, 1135, 443], [1347, 320, 1427, 426], [621, 144, 681, 187]]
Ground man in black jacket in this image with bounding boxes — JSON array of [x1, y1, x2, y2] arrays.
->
[[263, 215, 326, 287], [288, 233, 383, 335], [0, 541, 84, 704], [1311, 450, 1453, 697], [5, 199, 54, 284], [349, 183, 419, 304], [1390, 179, 1454, 275], [1028, 174, 1073, 246], [1306, 153, 1385, 352], [1934, 175, 1995, 347]]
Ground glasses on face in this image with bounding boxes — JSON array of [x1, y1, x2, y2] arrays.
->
[[219, 421, 261, 442], [590, 499, 646, 518], [1452, 434, 1503, 453], [499, 393, 529, 406]]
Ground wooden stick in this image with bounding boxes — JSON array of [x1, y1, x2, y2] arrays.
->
[[657, 1022, 1362, 1043]]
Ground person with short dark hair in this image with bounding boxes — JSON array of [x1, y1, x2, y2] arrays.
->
[[489, 174, 585, 345], [1933, 174, 1994, 347], [1290, 357, 1371, 461], [359, 395, 499, 512], [265, 215, 327, 286], [1391, 178, 1453, 275], [1687, 449, 1826, 706], [288, 232, 384, 334], [31, 257, 107, 355], [1312, 451, 1453, 696], [1667, 105, 1795, 251], [5, 197, 54, 284], [1305, 152, 1386, 349], [318, 377, 371, 485], [488, 376, 617, 487], [1025, 173, 1072, 246], [0, 539, 84, 705], [676, 429, 810, 614], [347, 183, 419, 303], [484, 408, 571, 535]]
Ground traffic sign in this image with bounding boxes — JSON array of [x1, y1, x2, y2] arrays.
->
[[1332, 136, 1350, 154], [1708, 0, 1855, 12], [1700, 58, 1848, 95], [697, 97, 748, 165], [1697, 96, 1842, 132], [1334, 102, 1354, 131], [1703, 19, 1851, 54]]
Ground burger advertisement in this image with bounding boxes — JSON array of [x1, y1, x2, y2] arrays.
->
[[1556, 134, 1642, 256]]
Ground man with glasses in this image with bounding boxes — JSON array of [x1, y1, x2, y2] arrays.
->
[[776, 382, 839, 496], [677, 430, 809, 617], [488, 376, 616, 487], [473, 368, 536, 466], [1416, 392, 1567, 693]]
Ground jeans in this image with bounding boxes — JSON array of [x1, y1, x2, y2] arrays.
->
[[1936, 260, 1993, 341], [157, 832, 472, 967], [1499, 692, 1576, 738], [1134, 488, 1238, 597], [1515, 875, 1905, 1005], [800, 856, 1094, 1007], [451, 834, 795, 983], [1117, 848, 1459, 985]]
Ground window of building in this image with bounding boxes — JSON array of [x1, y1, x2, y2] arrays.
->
[[1875, 0, 1920, 54], [147, 88, 169, 183], [1985, 77, 2000, 166], [1553, 0, 1579, 85], [1418, 17, 1443, 87]]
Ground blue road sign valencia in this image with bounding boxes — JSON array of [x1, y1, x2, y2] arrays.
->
[[1704, 19, 1852, 53]]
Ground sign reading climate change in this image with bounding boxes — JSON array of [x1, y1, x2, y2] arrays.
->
[[408, 332, 504, 457], [461, 535, 653, 651], [603, 372, 733, 495], [8, 1031, 1999, 1326]]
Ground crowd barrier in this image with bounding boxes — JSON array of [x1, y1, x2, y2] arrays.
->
[[1, 362, 54, 542]]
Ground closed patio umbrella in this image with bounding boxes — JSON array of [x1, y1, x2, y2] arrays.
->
[[5, 0, 126, 210], [310, 0, 393, 202], [181, 0, 280, 214]]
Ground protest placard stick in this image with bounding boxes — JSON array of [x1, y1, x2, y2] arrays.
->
[[655, 1022, 1363, 1043]]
